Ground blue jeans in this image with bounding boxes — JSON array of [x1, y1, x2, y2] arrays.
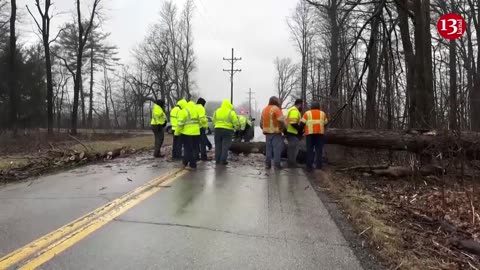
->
[[214, 128, 233, 163], [265, 134, 284, 168], [306, 134, 325, 170]]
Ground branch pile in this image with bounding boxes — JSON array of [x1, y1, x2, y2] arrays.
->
[[0, 147, 132, 182], [337, 164, 445, 178]]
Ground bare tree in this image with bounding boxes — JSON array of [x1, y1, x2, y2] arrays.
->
[[274, 57, 299, 109], [364, 3, 381, 129], [8, 0, 17, 134], [26, 0, 60, 135], [70, 0, 102, 135], [467, 0, 480, 130], [287, 0, 316, 106], [0, 0, 8, 47], [178, 0, 195, 99], [412, 0, 435, 128]]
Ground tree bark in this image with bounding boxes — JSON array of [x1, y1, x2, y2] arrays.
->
[[88, 45, 94, 128], [449, 38, 458, 130], [469, 0, 480, 130], [8, 0, 17, 135], [365, 13, 380, 129], [412, 0, 435, 129], [396, 1, 416, 129], [230, 129, 480, 161]]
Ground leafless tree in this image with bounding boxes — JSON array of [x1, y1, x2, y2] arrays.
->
[[287, 0, 316, 105], [179, 0, 195, 99], [8, 0, 17, 134], [70, 0, 102, 135], [26, 0, 61, 134], [274, 57, 299, 109]]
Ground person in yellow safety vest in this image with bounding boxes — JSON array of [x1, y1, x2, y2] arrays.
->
[[170, 101, 183, 160], [235, 115, 253, 142], [285, 99, 303, 168], [213, 99, 239, 165], [151, 99, 167, 158], [175, 100, 201, 170], [195, 98, 210, 161]]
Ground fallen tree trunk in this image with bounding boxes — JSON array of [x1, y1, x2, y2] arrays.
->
[[229, 129, 480, 160]]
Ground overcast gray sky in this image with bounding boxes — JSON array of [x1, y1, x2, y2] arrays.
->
[[18, 0, 299, 111]]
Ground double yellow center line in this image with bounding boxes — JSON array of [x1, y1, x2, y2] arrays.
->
[[0, 168, 188, 270]]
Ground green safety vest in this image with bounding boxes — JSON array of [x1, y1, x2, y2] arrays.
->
[[195, 104, 208, 128], [170, 106, 180, 130], [239, 116, 247, 131], [151, 104, 166, 126], [178, 107, 201, 136], [214, 108, 238, 130], [286, 106, 301, 135]]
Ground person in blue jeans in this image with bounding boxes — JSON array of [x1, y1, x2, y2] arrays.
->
[[260, 96, 286, 169], [213, 99, 239, 165], [299, 101, 328, 172]]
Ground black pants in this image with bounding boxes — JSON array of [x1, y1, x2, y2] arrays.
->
[[206, 135, 212, 150], [172, 134, 182, 159], [152, 125, 165, 157], [182, 135, 198, 168], [198, 128, 208, 160], [306, 134, 325, 170]]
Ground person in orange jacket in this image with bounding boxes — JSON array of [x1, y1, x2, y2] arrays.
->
[[299, 101, 328, 171], [260, 96, 286, 169]]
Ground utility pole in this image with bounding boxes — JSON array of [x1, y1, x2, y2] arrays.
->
[[223, 48, 242, 104], [246, 88, 255, 117]]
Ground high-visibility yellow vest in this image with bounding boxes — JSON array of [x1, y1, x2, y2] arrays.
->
[[286, 106, 301, 135], [170, 106, 180, 130], [151, 104, 166, 125], [238, 115, 247, 131], [213, 99, 239, 131], [177, 102, 201, 136], [195, 104, 208, 128]]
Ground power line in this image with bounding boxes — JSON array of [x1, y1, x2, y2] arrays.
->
[[223, 48, 242, 104]]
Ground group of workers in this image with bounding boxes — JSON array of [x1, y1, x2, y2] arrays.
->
[[151, 95, 327, 172], [150, 97, 253, 170], [260, 96, 328, 172]]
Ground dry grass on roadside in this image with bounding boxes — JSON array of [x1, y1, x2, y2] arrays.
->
[[314, 168, 480, 270], [313, 171, 438, 270]]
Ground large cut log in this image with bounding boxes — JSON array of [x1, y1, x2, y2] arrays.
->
[[229, 129, 480, 160]]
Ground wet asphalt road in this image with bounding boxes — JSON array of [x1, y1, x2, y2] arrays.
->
[[0, 151, 362, 269]]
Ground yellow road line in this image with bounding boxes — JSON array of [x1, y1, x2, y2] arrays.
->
[[0, 168, 188, 270]]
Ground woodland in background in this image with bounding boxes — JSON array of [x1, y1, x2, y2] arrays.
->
[[279, 0, 480, 132], [0, 0, 196, 135], [1, 0, 480, 135]]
